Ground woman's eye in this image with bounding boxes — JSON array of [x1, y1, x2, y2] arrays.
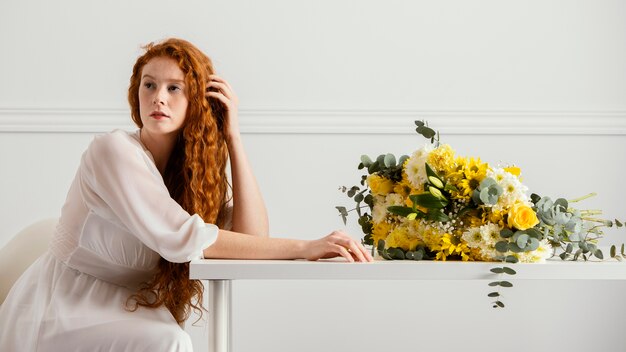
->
[[168, 85, 181, 92], [143, 82, 154, 89]]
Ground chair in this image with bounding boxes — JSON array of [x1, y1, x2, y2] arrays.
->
[[0, 218, 57, 305]]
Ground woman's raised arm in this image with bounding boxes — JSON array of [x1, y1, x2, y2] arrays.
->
[[207, 75, 270, 237]]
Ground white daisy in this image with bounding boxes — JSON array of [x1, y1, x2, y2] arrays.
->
[[404, 144, 433, 190]]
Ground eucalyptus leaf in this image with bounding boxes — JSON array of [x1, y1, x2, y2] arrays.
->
[[508, 242, 523, 253], [398, 155, 409, 166], [495, 301, 505, 308], [499, 281, 513, 288], [495, 241, 509, 253], [360, 155, 373, 167], [526, 237, 540, 252], [516, 234, 530, 249], [354, 193, 364, 203], [488, 282, 500, 287], [490, 267, 504, 274], [416, 126, 436, 139], [594, 249, 604, 260], [488, 292, 500, 297], [500, 228, 514, 239], [554, 198, 569, 212], [384, 153, 396, 168], [505, 255, 519, 263], [503, 267, 517, 275], [611, 245, 616, 258]]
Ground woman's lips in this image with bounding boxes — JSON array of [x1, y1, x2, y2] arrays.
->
[[150, 111, 169, 120]]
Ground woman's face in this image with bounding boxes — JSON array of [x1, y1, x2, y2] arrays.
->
[[138, 57, 189, 136]]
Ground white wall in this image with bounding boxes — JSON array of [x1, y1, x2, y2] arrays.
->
[[1, 1, 625, 351]]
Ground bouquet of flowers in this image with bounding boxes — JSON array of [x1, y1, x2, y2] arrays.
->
[[336, 121, 626, 308], [337, 121, 624, 306]]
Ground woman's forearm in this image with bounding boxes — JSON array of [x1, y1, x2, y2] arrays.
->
[[203, 229, 305, 259], [227, 134, 270, 236]]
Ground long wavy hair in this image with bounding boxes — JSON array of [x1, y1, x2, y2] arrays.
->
[[126, 38, 230, 324]]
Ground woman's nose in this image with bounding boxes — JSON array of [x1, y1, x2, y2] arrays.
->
[[152, 88, 166, 105]]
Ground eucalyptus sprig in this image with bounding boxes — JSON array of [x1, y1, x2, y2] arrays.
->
[[488, 266, 516, 308]]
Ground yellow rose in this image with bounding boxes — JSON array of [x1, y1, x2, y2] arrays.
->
[[507, 203, 539, 230], [367, 175, 394, 196]]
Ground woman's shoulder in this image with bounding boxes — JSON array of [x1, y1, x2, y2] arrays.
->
[[86, 129, 142, 158]]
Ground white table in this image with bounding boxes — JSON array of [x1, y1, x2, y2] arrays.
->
[[189, 258, 626, 352]]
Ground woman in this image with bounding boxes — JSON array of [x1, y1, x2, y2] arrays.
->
[[0, 38, 372, 351]]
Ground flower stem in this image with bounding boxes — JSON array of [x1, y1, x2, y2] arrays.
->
[[568, 193, 597, 203]]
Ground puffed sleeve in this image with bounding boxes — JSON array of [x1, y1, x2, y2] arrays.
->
[[78, 130, 218, 263]]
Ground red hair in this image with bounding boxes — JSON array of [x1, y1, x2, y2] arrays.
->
[[127, 38, 230, 324]]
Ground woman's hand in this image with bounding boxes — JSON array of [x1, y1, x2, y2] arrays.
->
[[206, 74, 240, 139], [303, 231, 374, 262]]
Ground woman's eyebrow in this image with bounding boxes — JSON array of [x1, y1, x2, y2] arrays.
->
[[141, 74, 185, 84]]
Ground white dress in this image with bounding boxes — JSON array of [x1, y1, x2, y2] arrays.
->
[[0, 129, 219, 352]]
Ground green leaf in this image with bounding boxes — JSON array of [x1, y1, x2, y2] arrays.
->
[[490, 267, 504, 274], [488, 282, 500, 287], [499, 281, 513, 288], [444, 183, 459, 192], [495, 301, 505, 308], [611, 245, 616, 258], [354, 193, 364, 203], [622, 243, 625, 256], [616, 219, 623, 227], [505, 255, 519, 263], [415, 120, 425, 127], [554, 198, 569, 212], [413, 250, 424, 261], [387, 206, 416, 217], [383, 153, 396, 168], [364, 194, 374, 208], [425, 210, 450, 222], [360, 155, 373, 167], [409, 193, 448, 209], [495, 241, 509, 253], [508, 242, 523, 253], [335, 206, 348, 225], [425, 163, 439, 179], [579, 241, 589, 253], [502, 267, 517, 275], [530, 193, 541, 204], [526, 237, 540, 252], [566, 243, 573, 254], [347, 186, 360, 198], [500, 228, 514, 239], [516, 234, 530, 249], [416, 126, 436, 139], [367, 163, 380, 174], [594, 249, 604, 260], [525, 228, 542, 239], [488, 292, 500, 297]]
